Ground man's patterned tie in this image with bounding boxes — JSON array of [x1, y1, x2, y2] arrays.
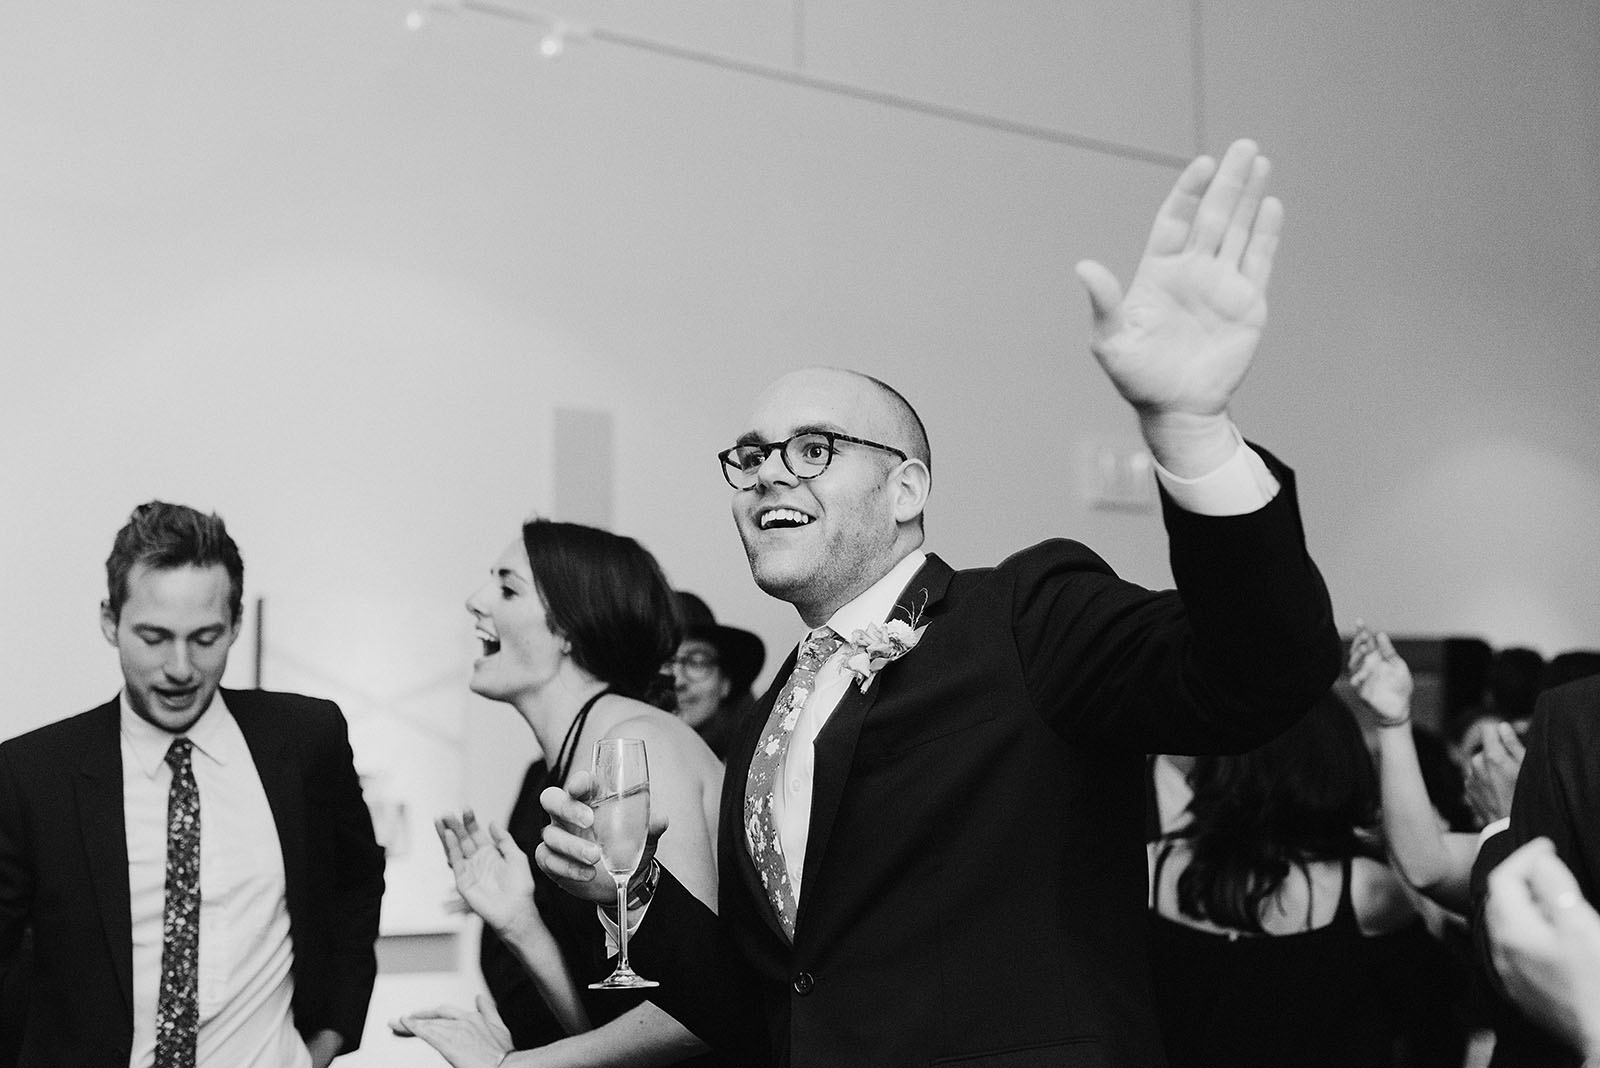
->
[[744, 629, 843, 940], [155, 738, 200, 1068]]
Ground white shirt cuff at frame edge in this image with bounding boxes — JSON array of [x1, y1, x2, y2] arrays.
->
[[1477, 816, 1511, 847], [1151, 424, 1280, 517]]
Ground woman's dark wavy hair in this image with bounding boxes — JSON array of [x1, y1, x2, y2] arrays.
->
[[521, 519, 679, 709], [1168, 690, 1380, 933]]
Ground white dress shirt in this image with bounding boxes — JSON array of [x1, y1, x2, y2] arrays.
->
[[121, 694, 311, 1068], [753, 433, 1281, 907]]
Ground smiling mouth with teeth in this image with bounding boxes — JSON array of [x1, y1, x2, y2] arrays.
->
[[476, 631, 501, 656], [759, 508, 815, 530]]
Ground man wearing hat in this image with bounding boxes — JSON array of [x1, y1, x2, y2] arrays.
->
[[671, 591, 767, 759]]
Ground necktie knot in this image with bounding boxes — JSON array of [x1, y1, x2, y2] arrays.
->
[[165, 737, 194, 773], [800, 629, 842, 668]]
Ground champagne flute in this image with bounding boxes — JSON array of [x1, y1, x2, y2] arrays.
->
[[588, 737, 658, 989]]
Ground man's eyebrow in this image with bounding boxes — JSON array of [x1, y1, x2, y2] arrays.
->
[[131, 624, 173, 637], [734, 422, 845, 447]]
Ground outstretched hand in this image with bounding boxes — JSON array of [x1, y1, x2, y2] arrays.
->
[[437, 812, 541, 940], [534, 768, 668, 906], [1347, 622, 1413, 727], [393, 995, 513, 1068], [1076, 139, 1279, 472]]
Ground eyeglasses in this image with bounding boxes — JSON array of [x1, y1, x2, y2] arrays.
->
[[718, 431, 908, 491], [670, 651, 721, 679]]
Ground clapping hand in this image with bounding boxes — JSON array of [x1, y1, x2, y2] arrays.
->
[[437, 811, 541, 941], [393, 995, 513, 1068], [1348, 623, 1413, 727], [1466, 721, 1525, 827], [1076, 139, 1280, 475]]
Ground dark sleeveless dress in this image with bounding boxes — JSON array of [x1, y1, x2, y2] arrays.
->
[[1147, 846, 1411, 1068], [480, 697, 728, 1066]]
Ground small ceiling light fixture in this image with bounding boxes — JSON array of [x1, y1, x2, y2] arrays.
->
[[405, 0, 464, 32]]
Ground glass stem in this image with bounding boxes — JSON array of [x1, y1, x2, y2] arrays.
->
[[616, 877, 631, 973]]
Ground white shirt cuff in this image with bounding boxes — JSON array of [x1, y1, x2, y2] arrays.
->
[[1151, 426, 1281, 516], [597, 897, 652, 959], [1478, 816, 1511, 847]]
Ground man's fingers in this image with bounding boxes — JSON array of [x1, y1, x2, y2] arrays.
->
[[1217, 155, 1271, 266], [1480, 721, 1514, 765], [541, 784, 597, 832], [1145, 153, 1218, 256], [1498, 721, 1527, 761], [1186, 139, 1259, 255], [535, 839, 601, 883], [1073, 260, 1123, 333], [1239, 196, 1283, 292]]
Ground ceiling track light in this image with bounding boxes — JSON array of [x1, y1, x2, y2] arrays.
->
[[406, 0, 591, 60]]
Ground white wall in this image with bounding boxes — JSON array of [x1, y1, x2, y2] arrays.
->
[[1, 1, 1597, 1060]]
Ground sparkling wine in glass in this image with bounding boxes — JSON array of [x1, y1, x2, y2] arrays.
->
[[588, 737, 658, 989]]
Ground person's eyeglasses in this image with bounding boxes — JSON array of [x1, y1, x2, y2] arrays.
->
[[718, 431, 908, 491], [671, 651, 721, 679]]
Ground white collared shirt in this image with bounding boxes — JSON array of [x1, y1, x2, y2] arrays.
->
[[121, 694, 310, 1068], [754, 433, 1278, 906]]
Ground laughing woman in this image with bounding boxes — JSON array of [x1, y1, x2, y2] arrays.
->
[[400, 519, 727, 1067]]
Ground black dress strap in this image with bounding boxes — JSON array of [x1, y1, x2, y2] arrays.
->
[[1332, 853, 1357, 924], [548, 687, 614, 789]]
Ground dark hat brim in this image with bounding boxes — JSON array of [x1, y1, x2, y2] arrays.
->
[[684, 622, 766, 695]]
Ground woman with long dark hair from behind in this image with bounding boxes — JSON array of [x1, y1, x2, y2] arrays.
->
[[398, 519, 727, 1066], [1147, 691, 1422, 1068]]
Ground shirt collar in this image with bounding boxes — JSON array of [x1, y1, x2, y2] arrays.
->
[[120, 690, 239, 779], [821, 549, 928, 646]]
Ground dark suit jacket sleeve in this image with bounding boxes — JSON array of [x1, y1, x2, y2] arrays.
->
[[303, 704, 387, 1052], [0, 745, 30, 967], [0, 744, 34, 1057], [615, 863, 768, 1062], [1469, 680, 1600, 1067], [1009, 447, 1341, 754]]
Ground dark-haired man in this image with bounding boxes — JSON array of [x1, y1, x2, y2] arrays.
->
[[539, 140, 1341, 1066], [0, 501, 385, 1067]]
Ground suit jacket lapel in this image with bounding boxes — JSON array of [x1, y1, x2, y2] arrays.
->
[[228, 691, 308, 928], [796, 555, 955, 932], [75, 698, 134, 1015]]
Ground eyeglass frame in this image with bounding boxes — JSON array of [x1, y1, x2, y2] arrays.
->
[[717, 430, 910, 490], [670, 650, 722, 679]]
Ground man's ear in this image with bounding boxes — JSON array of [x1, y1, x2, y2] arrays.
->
[[889, 459, 932, 525], [99, 600, 118, 646]]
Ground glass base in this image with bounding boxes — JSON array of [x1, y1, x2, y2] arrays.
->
[[589, 967, 659, 990]]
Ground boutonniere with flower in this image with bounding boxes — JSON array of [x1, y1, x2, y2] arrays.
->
[[841, 592, 929, 693]]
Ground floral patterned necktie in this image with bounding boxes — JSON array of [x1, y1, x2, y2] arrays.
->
[[155, 738, 201, 1068], [744, 628, 843, 940]]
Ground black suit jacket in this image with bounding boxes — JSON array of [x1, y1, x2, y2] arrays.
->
[[0, 688, 386, 1067], [1472, 676, 1600, 1067], [640, 450, 1340, 1068]]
